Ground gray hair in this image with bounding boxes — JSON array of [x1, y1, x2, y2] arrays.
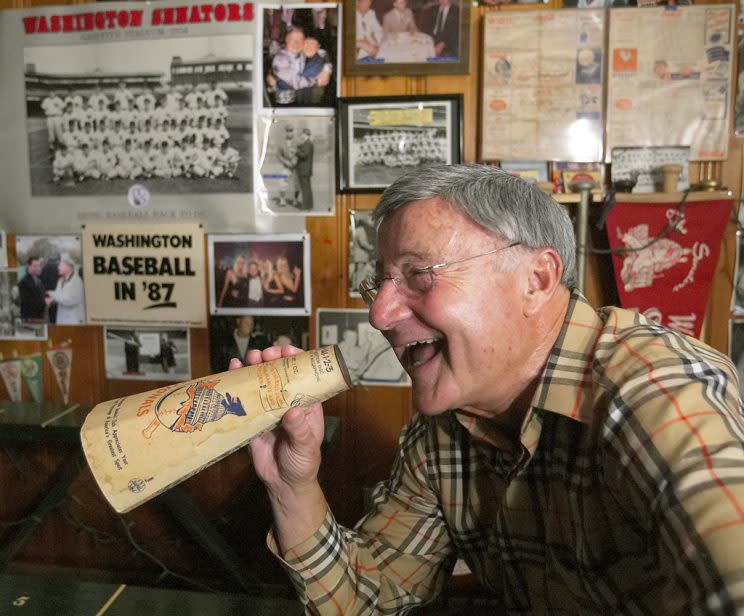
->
[[373, 164, 577, 289]]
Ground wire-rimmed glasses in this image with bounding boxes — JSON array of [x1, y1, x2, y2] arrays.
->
[[359, 242, 520, 307]]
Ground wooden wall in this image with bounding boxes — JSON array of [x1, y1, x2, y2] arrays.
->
[[0, 0, 741, 591]]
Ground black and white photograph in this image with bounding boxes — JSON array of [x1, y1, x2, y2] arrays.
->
[[345, 0, 469, 76], [610, 146, 690, 193], [337, 94, 462, 192], [104, 326, 190, 382], [208, 314, 310, 373], [24, 34, 253, 197], [259, 4, 340, 110], [208, 233, 311, 316], [732, 228, 744, 314], [729, 320, 744, 398], [257, 114, 336, 216], [0, 270, 48, 341], [349, 210, 377, 297], [317, 308, 409, 387], [15, 235, 85, 326]]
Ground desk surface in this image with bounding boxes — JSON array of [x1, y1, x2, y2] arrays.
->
[[0, 573, 303, 615], [0, 401, 89, 444]]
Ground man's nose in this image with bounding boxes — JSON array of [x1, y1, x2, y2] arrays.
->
[[368, 279, 411, 332]]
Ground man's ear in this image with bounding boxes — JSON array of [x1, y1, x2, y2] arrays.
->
[[523, 248, 563, 317]]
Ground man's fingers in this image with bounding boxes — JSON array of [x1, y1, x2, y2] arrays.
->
[[228, 358, 243, 371], [280, 344, 304, 358]]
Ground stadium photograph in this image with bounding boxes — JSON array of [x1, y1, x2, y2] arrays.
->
[[24, 34, 253, 197]]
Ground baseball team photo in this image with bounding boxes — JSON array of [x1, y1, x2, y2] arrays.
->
[[24, 34, 253, 197]]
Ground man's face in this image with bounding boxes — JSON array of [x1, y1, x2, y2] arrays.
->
[[369, 198, 525, 416], [578, 49, 594, 67], [28, 259, 42, 276], [357, 0, 372, 13], [237, 316, 255, 336], [286, 30, 305, 54], [57, 261, 72, 277]]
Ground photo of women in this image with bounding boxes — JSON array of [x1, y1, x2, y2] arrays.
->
[[209, 233, 310, 316]]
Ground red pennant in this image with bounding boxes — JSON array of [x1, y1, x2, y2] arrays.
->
[[605, 197, 731, 338]]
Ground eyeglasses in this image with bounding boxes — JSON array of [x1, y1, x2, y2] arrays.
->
[[359, 242, 520, 307]]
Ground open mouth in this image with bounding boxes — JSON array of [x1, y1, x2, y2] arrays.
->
[[403, 337, 444, 370]]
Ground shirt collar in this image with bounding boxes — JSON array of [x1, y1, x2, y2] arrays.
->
[[530, 289, 602, 425]]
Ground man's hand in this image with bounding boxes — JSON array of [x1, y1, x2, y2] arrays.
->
[[357, 38, 378, 57], [229, 345, 324, 495], [229, 345, 328, 553], [317, 70, 331, 87]]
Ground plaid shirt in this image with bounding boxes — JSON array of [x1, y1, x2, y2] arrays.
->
[[270, 292, 744, 614]]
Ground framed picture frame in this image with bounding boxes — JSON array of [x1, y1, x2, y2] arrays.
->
[[208, 233, 311, 316], [343, 0, 469, 76], [15, 234, 85, 326], [256, 113, 336, 216], [348, 209, 377, 297], [257, 3, 341, 112], [337, 94, 463, 193], [317, 308, 410, 387], [208, 314, 309, 372], [104, 326, 191, 382], [728, 319, 744, 399], [732, 228, 744, 315]]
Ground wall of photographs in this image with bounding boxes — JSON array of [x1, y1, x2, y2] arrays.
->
[[0, 0, 741, 592]]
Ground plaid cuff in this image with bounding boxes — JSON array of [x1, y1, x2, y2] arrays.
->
[[266, 508, 343, 606]]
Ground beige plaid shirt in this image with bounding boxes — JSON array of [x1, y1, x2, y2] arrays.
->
[[270, 292, 744, 614]]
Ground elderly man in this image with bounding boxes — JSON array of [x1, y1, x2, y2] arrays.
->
[[269, 28, 331, 106], [45, 253, 85, 325], [236, 164, 744, 613], [356, 0, 383, 60]]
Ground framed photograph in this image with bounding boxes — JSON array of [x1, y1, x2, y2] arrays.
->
[[256, 114, 336, 216], [348, 210, 377, 297], [25, 34, 253, 198], [0, 270, 48, 341], [208, 233, 311, 316], [610, 146, 690, 193], [732, 228, 744, 314], [729, 320, 744, 399], [344, 0, 469, 76], [208, 314, 309, 372], [258, 4, 341, 111], [104, 326, 190, 382], [317, 308, 409, 387], [337, 94, 463, 193], [15, 234, 85, 326]]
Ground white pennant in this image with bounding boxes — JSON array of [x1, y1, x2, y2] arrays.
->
[[46, 347, 72, 405], [0, 359, 23, 402]]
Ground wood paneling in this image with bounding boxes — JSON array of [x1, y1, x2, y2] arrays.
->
[[0, 0, 740, 592]]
